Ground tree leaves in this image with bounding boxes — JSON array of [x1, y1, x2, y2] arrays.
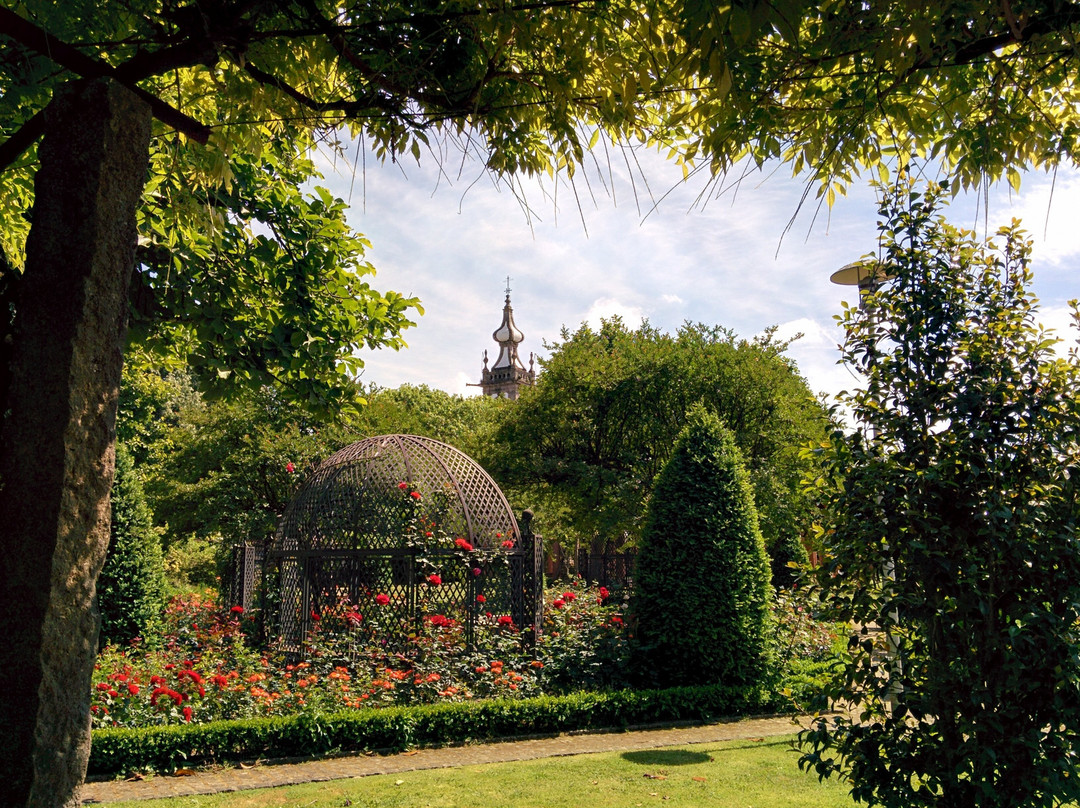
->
[[800, 178, 1080, 808]]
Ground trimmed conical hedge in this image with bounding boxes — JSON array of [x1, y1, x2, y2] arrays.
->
[[630, 405, 773, 690], [97, 444, 166, 647]]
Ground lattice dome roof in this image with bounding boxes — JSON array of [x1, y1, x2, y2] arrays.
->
[[274, 434, 519, 552]]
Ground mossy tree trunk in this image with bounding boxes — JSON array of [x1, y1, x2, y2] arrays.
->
[[0, 79, 151, 806]]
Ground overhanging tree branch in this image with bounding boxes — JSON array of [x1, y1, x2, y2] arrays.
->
[[0, 7, 211, 170]]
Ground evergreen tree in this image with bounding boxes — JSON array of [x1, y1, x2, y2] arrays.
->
[[97, 444, 166, 647], [630, 405, 773, 691]]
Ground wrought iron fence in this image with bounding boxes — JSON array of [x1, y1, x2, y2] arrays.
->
[[577, 546, 637, 591]]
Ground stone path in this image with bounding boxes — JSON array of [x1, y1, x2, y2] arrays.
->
[[80, 714, 809, 804]]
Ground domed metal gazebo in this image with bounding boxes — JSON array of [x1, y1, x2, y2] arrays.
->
[[263, 435, 542, 652]]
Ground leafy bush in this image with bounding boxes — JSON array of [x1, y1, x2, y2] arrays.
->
[[534, 578, 632, 692], [630, 405, 773, 690], [97, 444, 166, 646]]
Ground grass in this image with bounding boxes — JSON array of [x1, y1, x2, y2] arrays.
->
[[98, 735, 855, 808]]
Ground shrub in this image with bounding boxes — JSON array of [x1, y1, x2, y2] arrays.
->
[[630, 405, 773, 690], [88, 681, 775, 776], [97, 444, 166, 647]]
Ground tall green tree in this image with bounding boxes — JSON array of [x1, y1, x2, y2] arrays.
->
[[118, 372, 503, 586], [97, 444, 166, 648], [629, 405, 773, 691], [799, 180, 1080, 808], [488, 319, 829, 575]]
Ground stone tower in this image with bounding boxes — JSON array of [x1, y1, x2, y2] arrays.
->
[[473, 280, 535, 399]]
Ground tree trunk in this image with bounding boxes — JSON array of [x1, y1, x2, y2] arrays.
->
[[0, 79, 151, 806]]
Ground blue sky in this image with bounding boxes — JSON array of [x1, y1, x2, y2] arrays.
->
[[311, 142, 1080, 406]]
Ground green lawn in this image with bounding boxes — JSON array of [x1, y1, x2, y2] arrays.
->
[[99, 736, 855, 808]]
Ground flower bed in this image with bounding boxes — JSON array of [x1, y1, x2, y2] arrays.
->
[[91, 579, 838, 729]]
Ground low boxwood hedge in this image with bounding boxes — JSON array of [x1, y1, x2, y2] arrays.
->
[[89, 683, 782, 776]]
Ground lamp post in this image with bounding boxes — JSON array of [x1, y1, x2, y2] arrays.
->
[[829, 259, 889, 300], [830, 258, 903, 714]]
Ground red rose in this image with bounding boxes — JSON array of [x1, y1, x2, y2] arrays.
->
[[501, 539, 514, 549], [427, 574, 442, 586], [454, 538, 474, 552], [476, 594, 486, 603], [563, 591, 576, 601], [231, 605, 244, 614], [599, 586, 610, 600], [497, 615, 513, 626], [410, 490, 422, 500], [398, 481, 408, 489], [553, 599, 565, 609], [127, 683, 139, 696], [375, 593, 390, 605], [182, 706, 193, 722], [346, 610, 363, 626], [285, 462, 295, 473]]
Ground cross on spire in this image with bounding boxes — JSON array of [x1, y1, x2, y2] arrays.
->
[[505, 275, 512, 296]]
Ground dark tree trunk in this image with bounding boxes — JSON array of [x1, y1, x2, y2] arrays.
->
[[0, 79, 151, 806]]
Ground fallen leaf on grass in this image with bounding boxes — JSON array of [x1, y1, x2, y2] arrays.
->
[[643, 773, 667, 780], [749, 737, 764, 742], [172, 769, 196, 777], [692, 777, 707, 782], [124, 773, 145, 782], [403, 750, 419, 756]]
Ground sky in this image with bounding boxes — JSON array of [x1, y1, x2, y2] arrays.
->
[[310, 141, 1080, 406]]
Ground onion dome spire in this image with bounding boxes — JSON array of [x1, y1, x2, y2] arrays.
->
[[470, 278, 536, 399]]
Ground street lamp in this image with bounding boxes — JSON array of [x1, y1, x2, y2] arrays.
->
[[829, 259, 890, 302], [830, 257, 903, 714]]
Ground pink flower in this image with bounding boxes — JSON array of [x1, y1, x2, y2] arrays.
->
[[410, 490, 422, 500], [472, 567, 482, 577], [285, 462, 295, 473], [375, 593, 390, 606], [454, 538, 474, 552], [427, 574, 442, 586]]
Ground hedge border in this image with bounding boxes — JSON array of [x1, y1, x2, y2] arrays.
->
[[89, 684, 783, 776]]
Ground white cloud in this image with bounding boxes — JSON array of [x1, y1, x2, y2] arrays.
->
[[309, 140, 1080, 411], [983, 172, 1080, 266], [584, 298, 646, 330]]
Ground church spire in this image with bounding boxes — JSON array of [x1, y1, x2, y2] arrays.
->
[[471, 279, 536, 399]]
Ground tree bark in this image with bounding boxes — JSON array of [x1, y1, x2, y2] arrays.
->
[[0, 79, 151, 806]]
